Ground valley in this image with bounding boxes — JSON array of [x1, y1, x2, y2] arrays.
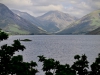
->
[[0, 3, 100, 35]]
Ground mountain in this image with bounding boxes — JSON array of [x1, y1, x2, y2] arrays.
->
[[57, 10, 100, 35], [0, 3, 47, 35], [87, 27, 100, 35], [12, 10, 46, 31], [37, 11, 78, 33]]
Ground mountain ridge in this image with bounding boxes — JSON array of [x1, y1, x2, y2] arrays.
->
[[12, 10, 45, 30], [57, 9, 100, 35], [1, 3, 100, 35], [0, 3, 47, 35], [13, 10, 78, 33], [37, 10, 78, 33]]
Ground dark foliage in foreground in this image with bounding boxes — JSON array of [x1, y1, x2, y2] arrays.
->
[[0, 30, 100, 75], [0, 30, 38, 75], [38, 55, 76, 75], [38, 54, 100, 75]]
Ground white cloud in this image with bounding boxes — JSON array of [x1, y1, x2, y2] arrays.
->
[[32, 0, 66, 6], [0, 0, 33, 6], [70, 1, 78, 4], [0, 0, 100, 18], [36, 5, 63, 12]]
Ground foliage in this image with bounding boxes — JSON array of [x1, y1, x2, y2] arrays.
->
[[0, 30, 8, 41], [72, 54, 89, 75], [1, 30, 100, 75], [8, 24, 30, 35], [38, 55, 76, 75], [38, 54, 100, 75], [0, 30, 38, 75], [89, 53, 100, 75]]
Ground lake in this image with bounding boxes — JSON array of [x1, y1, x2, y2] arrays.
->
[[0, 35, 100, 74]]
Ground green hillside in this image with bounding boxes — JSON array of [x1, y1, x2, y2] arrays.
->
[[0, 3, 47, 35], [5, 24, 30, 35], [57, 10, 100, 35]]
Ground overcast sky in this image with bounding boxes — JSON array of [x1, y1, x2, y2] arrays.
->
[[0, 0, 100, 18]]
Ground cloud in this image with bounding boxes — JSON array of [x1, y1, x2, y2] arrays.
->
[[0, 0, 33, 6], [0, 0, 100, 18], [90, 0, 100, 9], [32, 0, 66, 6], [35, 5, 63, 12]]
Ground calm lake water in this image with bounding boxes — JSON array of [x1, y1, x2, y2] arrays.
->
[[0, 35, 100, 74]]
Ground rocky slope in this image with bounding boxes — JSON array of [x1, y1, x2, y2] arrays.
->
[[37, 10, 78, 33], [57, 10, 100, 35], [12, 10, 46, 31], [0, 3, 47, 35]]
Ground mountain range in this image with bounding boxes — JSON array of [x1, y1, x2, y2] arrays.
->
[[12, 10, 45, 31], [0, 3, 100, 35], [57, 10, 100, 35], [0, 3, 47, 35], [37, 11, 78, 33], [87, 26, 100, 35], [12, 10, 78, 33]]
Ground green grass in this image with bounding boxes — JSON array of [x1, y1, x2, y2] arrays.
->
[[90, 18, 100, 28], [8, 24, 30, 35]]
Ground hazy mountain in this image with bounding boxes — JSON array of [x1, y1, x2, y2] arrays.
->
[[37, 10, 78, 33], [57, 10, 100, 35], [12, 10, 46, 31], [0, 3, 47, 35], [87, 27, 100, 35]]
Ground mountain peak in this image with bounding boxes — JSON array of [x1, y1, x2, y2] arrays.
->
[[0, 3, 7, 10], [0, 3, 47, 35], [12, 10, 29, 15], [0, 3, 14, 16], [47, 10, 63, 13], [0, 3, 8, 9], [38, 10, 78, 21], [37, 10, 78, 32], [41, 10, 69, 17], [0, 3, 5, 6], [57, 9, 100, 35]]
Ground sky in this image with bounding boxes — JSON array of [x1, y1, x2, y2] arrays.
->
[[0, 0, 100, 18]]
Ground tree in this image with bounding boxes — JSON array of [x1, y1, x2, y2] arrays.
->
[[38, 55, 58, 75], [71, 54, 89, 75], [0, 30, 38, 75], [0, 30, 8, 41], [38, 55, 76, 75], [90, 53, 100, 75], [55, 64, 76, 75], [2, 30, 100, 75]]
